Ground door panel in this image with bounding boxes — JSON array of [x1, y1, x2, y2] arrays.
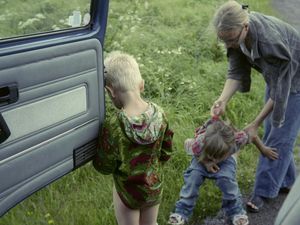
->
[[0, 38, 105, 216]]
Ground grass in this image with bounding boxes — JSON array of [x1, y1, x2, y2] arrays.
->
[[0, 0, 90, 38], [0, 0, 294, 225]]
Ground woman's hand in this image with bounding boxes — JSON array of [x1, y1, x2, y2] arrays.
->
[[210, 79, 241, 117], [210, 100, 226, 117]]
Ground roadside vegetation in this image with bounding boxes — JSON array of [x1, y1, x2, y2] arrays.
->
[[1, 0, 297, 225]]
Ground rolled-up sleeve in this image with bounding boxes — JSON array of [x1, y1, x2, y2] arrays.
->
[[227, 48, 252, 92]]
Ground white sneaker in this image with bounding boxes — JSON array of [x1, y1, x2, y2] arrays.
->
[[167, 213, 185, 225]]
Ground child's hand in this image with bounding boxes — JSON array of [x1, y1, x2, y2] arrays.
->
[[243, 123, 258, 143], [203, 162, 220, 173], [262, 146, 279, 160]]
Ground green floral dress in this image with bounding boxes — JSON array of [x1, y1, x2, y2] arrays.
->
[[93, 102, 173, 209]]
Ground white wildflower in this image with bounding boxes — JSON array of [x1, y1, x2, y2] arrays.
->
[[35, 13, 45, 19]]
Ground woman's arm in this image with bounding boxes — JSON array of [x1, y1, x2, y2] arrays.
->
[[244, 98, 274, 141], [211, 79, 241, 116]]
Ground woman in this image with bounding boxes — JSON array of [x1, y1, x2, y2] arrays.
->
[[211, 0, 300, 213]]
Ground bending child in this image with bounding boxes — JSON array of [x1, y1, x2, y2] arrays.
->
[[93, 51, 174, 225], [168, 117, 278, 225]]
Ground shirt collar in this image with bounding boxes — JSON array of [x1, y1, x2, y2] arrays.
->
[[248, 13, 260, 60]]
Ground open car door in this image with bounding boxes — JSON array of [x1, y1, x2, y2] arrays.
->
[[0, 0, 108, 216], [275, 175, 300, 225]]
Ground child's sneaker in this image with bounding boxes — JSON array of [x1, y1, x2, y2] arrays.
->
[[232, 214, 249, 225]]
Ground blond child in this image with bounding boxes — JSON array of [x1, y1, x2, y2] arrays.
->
[[93, 51, 173, 225]]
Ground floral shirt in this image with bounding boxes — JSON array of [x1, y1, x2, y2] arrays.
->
[[93, 102, 173, 209], [184, 119, 248, 157]]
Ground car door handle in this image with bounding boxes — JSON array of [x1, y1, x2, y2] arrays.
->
[[0, 84, 19, 106], [0, 113, 10, 144]]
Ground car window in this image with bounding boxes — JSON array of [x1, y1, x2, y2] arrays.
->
[[0, 0, 91, 40]]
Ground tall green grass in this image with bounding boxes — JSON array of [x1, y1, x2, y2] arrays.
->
[[1, 0, 295, 225]]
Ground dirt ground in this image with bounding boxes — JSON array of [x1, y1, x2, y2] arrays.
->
[[197, 1, 300, 225]]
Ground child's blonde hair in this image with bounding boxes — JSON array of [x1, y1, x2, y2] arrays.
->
[[104, 51, 143, 92], [200, 120, 236, 161], [213, 0, 249, 33]]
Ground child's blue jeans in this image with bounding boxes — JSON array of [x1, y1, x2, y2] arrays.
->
[[254, 89, 300, 198], [173, 156, 245, 222]]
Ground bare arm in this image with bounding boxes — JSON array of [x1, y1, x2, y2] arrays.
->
[[211, 79, 241, 116], [252, 135, 278, 160], [252, 98, 274, 127], [244, 98, 274, 141]]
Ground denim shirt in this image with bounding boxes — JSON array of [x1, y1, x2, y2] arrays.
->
[[227, 12, 300, 127]]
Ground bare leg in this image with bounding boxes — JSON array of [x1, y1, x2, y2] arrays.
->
[[139, 204, 159, 225], [113, 186, 139, 225]]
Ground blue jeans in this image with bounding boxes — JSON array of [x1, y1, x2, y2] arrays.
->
[[174, 156, 245, 221], [254, 89, 300, 198]]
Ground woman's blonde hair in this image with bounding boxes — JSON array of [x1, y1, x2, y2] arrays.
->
[[200, 120, 236, 161], [213, 0, 249, 33], [104, 51, 143, 92]]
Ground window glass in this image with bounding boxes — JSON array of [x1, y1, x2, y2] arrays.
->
[[0, 0, 91, 40]]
